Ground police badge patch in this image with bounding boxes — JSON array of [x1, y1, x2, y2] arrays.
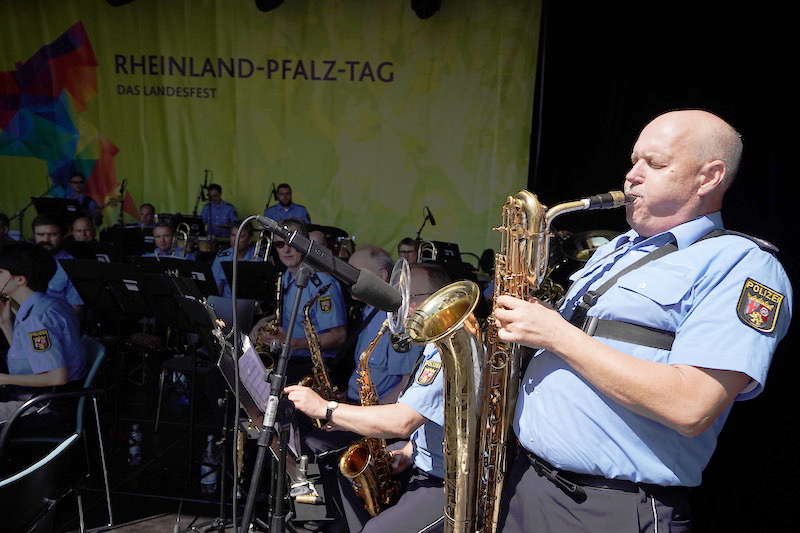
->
[[737, 278, 785, 333], [30, 329, 52, 351], [416, 361, 442, 386], [319, 295, 332, 313]]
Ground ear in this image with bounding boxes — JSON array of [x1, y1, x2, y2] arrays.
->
[[696, 159, 726, 197]]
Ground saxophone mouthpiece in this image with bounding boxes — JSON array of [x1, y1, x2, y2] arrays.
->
[[584, 190, 627, 210]]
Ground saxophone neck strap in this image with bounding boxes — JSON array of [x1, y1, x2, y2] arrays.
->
[[569, 228, 732, 350]]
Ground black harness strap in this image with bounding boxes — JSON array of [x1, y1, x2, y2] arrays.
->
[[568, 228, 747, 350]]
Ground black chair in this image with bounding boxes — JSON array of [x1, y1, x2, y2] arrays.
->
[[0, 335, 113, 532]]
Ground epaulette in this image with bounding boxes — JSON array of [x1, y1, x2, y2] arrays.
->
[[217, 248, 233, 258], [700, 229, 779, 255], [310, 273, 322, 287]]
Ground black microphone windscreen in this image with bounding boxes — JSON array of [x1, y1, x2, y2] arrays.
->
[[351, 269, 402, 312]]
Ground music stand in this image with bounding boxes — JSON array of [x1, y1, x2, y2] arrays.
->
[[221, 262, 280, 309], [31, 196, 83, 227], [133, 257, 219, 297], [99, 225, 150, 257]]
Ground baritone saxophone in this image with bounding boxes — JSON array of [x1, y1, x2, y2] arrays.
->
[[406, 190, 626, 533]]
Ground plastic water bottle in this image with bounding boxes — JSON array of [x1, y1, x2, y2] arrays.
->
[[200, 434, 220, 495], [128, 423, 143, 466]]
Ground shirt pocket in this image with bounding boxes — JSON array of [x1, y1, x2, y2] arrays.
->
[[616, 263, 693, 307]]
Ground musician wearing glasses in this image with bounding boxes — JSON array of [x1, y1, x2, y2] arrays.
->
[[494, 110, 792, 532], [249, 219, 346, 384], [285, 263, 451, 533], [65, 173, 102, 227]]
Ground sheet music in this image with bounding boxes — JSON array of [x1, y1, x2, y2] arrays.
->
[[239, 335, 271, 412]]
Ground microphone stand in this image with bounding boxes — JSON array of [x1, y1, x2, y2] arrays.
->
[[415, 212, 432, 242], [239, 264, 312, 533]]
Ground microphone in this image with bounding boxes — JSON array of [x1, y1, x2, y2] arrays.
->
[[119, 178, 127, 196], [202, 170, 209, 201], [271, 182, 278, 202], [257, 216, 401, 312], [425, 206, 437, 226]]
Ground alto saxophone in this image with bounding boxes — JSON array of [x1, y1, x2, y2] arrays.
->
[[407, 190, 626, 533], [298, 284, 339, 429], [253, 272, 283, 369], [338, 320, 401, 516]]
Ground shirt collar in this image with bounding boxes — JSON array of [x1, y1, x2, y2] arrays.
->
[[626, 212, 723, 250], [16, 292, 44, 324]]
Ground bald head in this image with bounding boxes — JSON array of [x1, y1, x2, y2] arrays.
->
[[625, 110, 742, 236], [349, 245, 394, 282], [645, 110, 742, 190]]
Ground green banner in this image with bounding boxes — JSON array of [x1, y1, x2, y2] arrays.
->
[[1, 0, 540, 257]]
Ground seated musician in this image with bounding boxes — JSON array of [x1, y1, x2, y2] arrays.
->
[[211, 221, 260, 297], [263, 183, 311, 224], [0, 242, 86, 428], [201, 183, 238, 240], [0, 213, 15, 251], [397, 237, 419, 264], [65, 173, 103, 227], [70, 216, 96, 243], [249, 219, 346, 385], [142, 222, 195, 260], [32, 215, 83, 311], [285, 262, 451, 533], [126, 203, 156, 229]]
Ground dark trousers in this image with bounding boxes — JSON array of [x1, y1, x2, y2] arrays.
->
[[340, 467, 445, 533], [498, 452, 692, 533]]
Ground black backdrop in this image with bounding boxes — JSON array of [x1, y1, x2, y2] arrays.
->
[[527, 3, 795, 532]]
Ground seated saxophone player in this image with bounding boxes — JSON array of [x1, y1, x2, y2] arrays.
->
[[302, 246, 424, 456], [495, 110, 792, 533], [285, 263, 452, 533], [249, 218, 347, 385]]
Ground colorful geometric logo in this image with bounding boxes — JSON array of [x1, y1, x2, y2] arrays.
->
[[1, 21, 137, 219]]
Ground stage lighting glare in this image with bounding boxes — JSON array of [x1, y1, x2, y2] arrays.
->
[[255, 0, 284, 12], [412, 0, 441, 19]]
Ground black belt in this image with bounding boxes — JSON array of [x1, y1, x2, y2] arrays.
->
[[523, 449, 688, 501]]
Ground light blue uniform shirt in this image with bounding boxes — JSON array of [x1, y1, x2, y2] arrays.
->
[[281, 271, 346, 359], [8, 292, 86, 382], [346, 306, 422, 402], [398, 344, 445, 478], [201, 200, 238, 239], [263, 203, 311, 224], [211, 245, 258, 298], [514, 212, 793, 486], [48, 249, 84, 306]]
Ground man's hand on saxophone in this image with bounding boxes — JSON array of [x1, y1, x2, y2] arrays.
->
[[493, 294, 573, 352]]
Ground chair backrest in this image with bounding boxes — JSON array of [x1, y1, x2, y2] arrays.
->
[[76, 335, 106, 433], [0, 433, 80, 531]]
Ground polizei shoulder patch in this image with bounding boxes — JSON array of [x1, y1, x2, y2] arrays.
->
[[416, 360, 442, 386], [737, 278, 785, 333]]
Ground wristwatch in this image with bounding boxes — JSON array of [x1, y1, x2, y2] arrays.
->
[[323, 400, 339, 424]]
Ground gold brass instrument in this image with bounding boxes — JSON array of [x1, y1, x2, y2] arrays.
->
[[407, 190, 627, 533], [172, 221, 192, 258], [339, 320, 401, 516], [252, 272, 283, 370], [406, 281, 485, 533], [297, 285, 339, 429], [252, 229, 273, 261]]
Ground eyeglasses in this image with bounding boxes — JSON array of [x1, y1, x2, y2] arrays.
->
[[70, 180, 84, 185], [273, 241, 287, 249]]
